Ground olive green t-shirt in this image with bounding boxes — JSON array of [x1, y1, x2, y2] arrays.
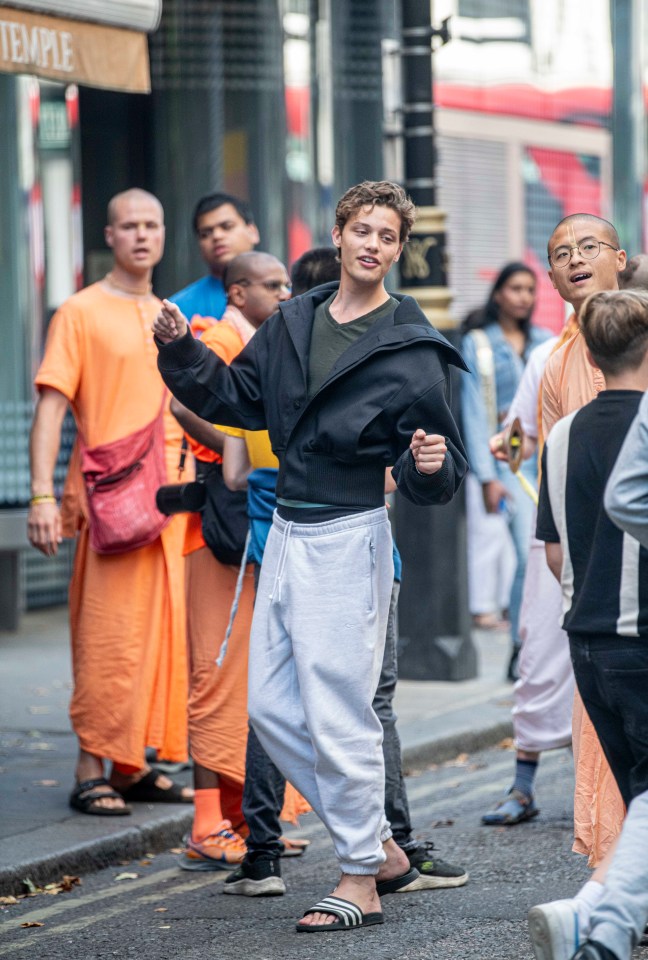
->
[[308, 293, 398, 398]]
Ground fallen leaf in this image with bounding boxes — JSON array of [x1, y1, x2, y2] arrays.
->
[[431, 818, 455, 828], [20, 922, 44, 928], [498, 737, 515, 750], [169, 848, 184, 855], [144, 853, 155, 859], [0, 896, 18, 905], [118, 860, 131, 866], [22, 879, 39, 896], [60, 876, 81, 892], [139, 860, 152, 866], [153, 908, 168, 913], [33, 780, 60, 788], [444, 753, 469, 767], [114, 872, 139, 882], [42, 876, 81, 896]]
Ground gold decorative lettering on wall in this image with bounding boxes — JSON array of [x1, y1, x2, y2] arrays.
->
[[400, 236, 438, 281]]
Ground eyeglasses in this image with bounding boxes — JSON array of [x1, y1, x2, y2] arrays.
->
[[548, 239, 619, 268], [230, 279, 292, 293]]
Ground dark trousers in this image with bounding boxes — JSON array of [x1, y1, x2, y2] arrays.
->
[[569, 633, 648, 807], [244, 578, 414, 859]]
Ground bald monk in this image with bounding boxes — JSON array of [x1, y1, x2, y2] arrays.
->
[[170, 252, 310, 870], [527, 213, 630, 958], [28, 189, 192, 814]]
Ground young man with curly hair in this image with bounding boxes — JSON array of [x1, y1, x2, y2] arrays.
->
[[153, 180, 468, 933]]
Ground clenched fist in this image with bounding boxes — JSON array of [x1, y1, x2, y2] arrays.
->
[[410, 429, 447, 475]]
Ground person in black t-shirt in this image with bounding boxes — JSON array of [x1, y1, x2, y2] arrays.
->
[[531, 289, 648, 960]]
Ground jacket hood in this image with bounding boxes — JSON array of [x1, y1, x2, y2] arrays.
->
[[279, 282, 468, 372]]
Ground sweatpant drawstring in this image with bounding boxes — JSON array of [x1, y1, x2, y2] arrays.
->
[[269, 520, 293, 602]]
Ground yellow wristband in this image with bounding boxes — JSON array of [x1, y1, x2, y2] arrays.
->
[[30, 495, 57, 505]]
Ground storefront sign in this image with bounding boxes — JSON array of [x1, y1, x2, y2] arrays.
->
[[0, 6, 151, 92]]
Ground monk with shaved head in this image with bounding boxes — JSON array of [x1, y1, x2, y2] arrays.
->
[[525, 215, 629, 956], [28, 188, 192, 814]]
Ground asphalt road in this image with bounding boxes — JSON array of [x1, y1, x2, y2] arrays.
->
[[1, 743, 646, 960]]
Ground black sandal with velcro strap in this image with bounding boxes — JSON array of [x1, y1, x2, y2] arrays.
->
[[69, 777, 132, 816]]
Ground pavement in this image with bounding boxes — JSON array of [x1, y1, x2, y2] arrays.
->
[[0, 607, 515, 897]]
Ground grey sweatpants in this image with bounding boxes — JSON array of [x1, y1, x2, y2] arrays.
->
[[248, 507, 395, 875], [588, 789, 648, 959]]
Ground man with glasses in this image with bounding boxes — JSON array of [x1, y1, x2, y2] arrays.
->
[[526, 214, 629, 960], [542, 215, 626, 437]]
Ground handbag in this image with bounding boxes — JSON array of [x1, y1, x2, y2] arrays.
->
[[198, 459, 249, 566], [79, 398, 170, 555]]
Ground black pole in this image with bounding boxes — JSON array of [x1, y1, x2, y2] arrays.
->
[[394, 0, 476, 681]]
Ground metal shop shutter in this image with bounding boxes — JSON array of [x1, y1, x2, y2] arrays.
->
[[437, 134, 509, 324]]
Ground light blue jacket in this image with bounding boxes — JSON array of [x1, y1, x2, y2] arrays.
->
[[461, 322, 552, 483]]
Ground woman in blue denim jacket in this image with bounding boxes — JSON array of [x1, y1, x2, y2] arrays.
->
[[461, 262, 552, 680]]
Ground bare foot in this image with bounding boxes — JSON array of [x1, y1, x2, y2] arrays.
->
[[297, 873, 380, 928], [109, 767, 194, 801], [75, 749, 128, 812], [376, 837, 410, 884]]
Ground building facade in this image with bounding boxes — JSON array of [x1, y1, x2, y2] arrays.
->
[[1, 0, 645, 620], [0, 0, 392, 619]]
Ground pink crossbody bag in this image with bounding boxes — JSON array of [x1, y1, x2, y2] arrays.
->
[[78, 395, 170, 554]]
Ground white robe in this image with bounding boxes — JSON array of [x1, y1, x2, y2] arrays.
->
[[506, 338, 574, 752]]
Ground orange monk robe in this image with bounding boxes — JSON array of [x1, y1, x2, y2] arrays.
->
[[35, 282, 188, 768], [541, 329, 625, 866], [185, 316, 309, 825]]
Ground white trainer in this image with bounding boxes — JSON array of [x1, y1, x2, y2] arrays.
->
[[528, 899, 581, 960]]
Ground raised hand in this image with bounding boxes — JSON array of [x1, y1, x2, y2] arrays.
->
[[153, 299, 189, 344]]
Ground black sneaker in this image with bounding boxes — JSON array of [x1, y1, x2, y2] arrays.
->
[[223, 857, 286, 897], [405, 841, 469, 889]]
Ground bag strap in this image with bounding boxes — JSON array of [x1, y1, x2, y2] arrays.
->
[[77, 388, 167, 451], [468, 328, 498, 435], [177, 436, 189, 479]]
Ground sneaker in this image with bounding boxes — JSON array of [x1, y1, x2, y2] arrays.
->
[[482, 788, 539, 825], [528, 899, 580, 960], [179, 820, 246, 872], [404, 841, 469, 889], [571, 943, 619, 960], [223, 857, 286, 896]]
